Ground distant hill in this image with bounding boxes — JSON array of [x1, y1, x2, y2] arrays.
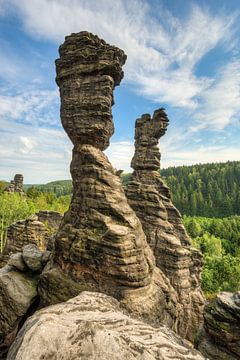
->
[[32, 161, 240, 217]]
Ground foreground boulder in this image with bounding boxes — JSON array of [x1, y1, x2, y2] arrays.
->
[[126, 110, 205, 340], [198, 291, 240, 359], [0, 245, 50, 357], [7, 291, 205, 360]]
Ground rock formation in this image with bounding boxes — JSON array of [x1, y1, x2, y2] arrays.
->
[[0, 245, 51, 358], [4, 175, 25, 196], [198, 291, 240, 359], [39, 32, 182, 329], [126, 110, 205, 341], [0, 211, 62, 268], [7, 291, 205, 360]]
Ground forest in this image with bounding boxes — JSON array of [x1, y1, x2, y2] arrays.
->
[[0, 161, 239, 297]]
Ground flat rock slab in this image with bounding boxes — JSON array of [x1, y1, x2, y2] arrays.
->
[[8, 291, 205, 360]]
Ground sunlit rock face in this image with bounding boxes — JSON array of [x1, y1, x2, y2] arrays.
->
[[4, 174, 25, 196], [126, 109, 205, 341], [39, 32, 181, 328]]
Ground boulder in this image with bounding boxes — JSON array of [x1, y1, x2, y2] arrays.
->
[[22, 245, 43, 272], [8, 253, 27, 272], [198, 291, 240, 359], [7, 292, 205, 360], [0, 266, 38, 342]]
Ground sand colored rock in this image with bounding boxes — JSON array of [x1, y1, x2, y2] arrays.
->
[[0, 211, 62, 268], [39, 32, 181, 329], [4, 175, 25, 196], [198, 291, 240, 360], [7, 291, 205, 360], [126, 109, 205, 340]]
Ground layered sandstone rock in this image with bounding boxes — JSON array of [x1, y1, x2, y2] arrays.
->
[[0, 211, 62, 268], [39, 32, 180, 328], [198, 291, 240, 359], [126, 110, 205, 340], [7, 292, 205, 360], [4, 175, 25, 196]]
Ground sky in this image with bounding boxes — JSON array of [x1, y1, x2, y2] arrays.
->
[[0, 0, 239, 183]]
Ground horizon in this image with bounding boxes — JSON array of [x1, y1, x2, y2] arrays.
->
[[0, 0, 240, 183]]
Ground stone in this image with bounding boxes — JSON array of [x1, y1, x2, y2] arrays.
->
[[39, 31, 181, 330], [0, 266, 38, 344], [0, 211, 62, 267], [126, 109, 205, 341], [22, 245, 43, 272], [198, 291, 240, 359], [8, 253, 27, 272], [4, 175, 25, 196], [7, 291, 205, 360]]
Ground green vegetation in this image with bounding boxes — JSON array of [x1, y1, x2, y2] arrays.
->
[[184, 216, 240, 297], [1, 161, 239, 297], [161, 161, 240, 217], [0, 188, 70, 253]]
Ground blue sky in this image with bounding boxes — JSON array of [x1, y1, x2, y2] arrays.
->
[[0, 0, 239, 183]]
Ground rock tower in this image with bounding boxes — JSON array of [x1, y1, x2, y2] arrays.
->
[[39, 32, 180, 328], [126, 109, 205, 340], [5, 174, 24, 195]]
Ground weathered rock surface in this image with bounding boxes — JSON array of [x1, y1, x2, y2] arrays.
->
[[7, 291, 205, 360], [4, 175, 25, 196], [198, 291, 240, 359], [0, 245, 52, 357], [39, 31, 181, 330], [126, 109, 205, 340], [0, 211, 62, 267]]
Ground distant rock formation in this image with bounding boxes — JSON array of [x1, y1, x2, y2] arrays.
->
[[39, 32, 182, 329], [7, 292, 205, 360], [0, 211, 62, 268], [126, 109, 205, 341], [4, 175, 25, 196], [198, 291, 240, 359]]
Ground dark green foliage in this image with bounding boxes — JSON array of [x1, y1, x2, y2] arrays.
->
[[161, 161, 240, 217], [36, 180, 73, 196], [184, 216, 240, 296]]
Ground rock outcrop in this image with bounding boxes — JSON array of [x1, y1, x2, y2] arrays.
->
[[0, 245, 51, 358], [0, 211, 62, 268], [126, 110, 205, 340], [7, 291, 205, 360], [4, 175, 25, 196], [198, 291, 240, 360], [39, 32, 181, 329]]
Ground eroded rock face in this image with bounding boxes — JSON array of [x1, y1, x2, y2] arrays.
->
[[0, 243, 53, 358], [126, 109, 205, 340], [4, 175, 25, 196], [0, 211, 62, 267], [7, 291, 205, 360], [198, 291, 240, 360], [39, 32, 181, 328]]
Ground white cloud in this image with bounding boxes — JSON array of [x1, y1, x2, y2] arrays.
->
[[105, 141, 134, 172], [9, 0, 237, 110], [19, 136, 36, 154], [193, 60, 240, 131], [0, 89, 59, 126]]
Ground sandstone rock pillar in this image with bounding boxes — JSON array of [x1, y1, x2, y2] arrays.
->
[[126, 109, 205, 341], [39, 32, 179, 328]]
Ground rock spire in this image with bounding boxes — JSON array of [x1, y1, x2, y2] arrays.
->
[[39, 32, 180, 328], [126, 109, 205, 340], [4, 174, 24, 196]]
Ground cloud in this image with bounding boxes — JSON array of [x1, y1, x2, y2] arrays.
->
[[192, 60, 240, 131], [9, 0, 237, 110], [0, 89, 59, 126], [19, 136, 36, 154]]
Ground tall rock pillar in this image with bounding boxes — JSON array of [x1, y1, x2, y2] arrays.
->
[[126, 109, 205, 341], [39, 32, 179, 329]]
